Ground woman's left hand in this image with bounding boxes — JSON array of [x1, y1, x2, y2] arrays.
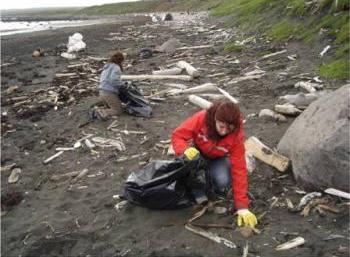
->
[[236, 209, 258, 228]]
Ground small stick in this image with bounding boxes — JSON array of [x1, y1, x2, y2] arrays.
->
[[43, 151, 64, 164]]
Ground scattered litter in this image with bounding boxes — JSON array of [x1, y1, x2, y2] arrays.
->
[[8, 168, 21, 183], [67, 33, 86, 53]]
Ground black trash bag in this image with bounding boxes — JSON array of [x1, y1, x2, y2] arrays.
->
[[119, 82, 152, 118], [139, 48, 153, 59], [123, 158, 204, 210]]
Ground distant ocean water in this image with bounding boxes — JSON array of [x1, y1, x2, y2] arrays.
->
[[0, 19, 107, 36]]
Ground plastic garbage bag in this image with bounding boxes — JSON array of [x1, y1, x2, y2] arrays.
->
[[123, 158, 208, 210], [119, 82, 152, 118], [67, 33, 86, 53]]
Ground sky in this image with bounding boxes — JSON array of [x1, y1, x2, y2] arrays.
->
[[1, 0, 140, 10]]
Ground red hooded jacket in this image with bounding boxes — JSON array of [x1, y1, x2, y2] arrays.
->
[[171, 110, 249, 209]]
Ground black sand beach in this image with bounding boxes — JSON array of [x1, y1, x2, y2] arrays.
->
[[1, 13, 349, 257]]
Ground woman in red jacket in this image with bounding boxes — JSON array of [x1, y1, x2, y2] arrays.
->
[[171, 99, 257, 228]]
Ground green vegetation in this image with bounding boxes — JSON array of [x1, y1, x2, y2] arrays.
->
[[318, 59, 349, 79], [266, 19, 302, 41], [210, 0, 349, 79], [224, 42, 245, 52]]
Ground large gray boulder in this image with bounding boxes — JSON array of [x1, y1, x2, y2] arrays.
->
[[278, 84, 350, 191]]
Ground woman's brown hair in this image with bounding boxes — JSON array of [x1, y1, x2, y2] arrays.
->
[[109, 51, 125, 71], [205, 99, 242, 140]]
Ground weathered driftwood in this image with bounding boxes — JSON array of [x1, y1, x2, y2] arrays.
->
[[176, 61, 200, 78], [145, 88, 173, 99], [244, 69, 265, 76], [152, 67, 183, 75], [67, 63, 88, 68], [164, 83, 188, 89], [198, 94, 224, 100], [87, 56, 108, 61], [55, 147, 75, 151], [188, 95, 213, 109], [55, 73, 77, 78], [185, 224, 237, 249], [324, 188, 350, 200], [50, 171, 80, 181], [227, 74, 264, 85], [71, 169, 89, 183], [43, 151, 64, 164], [275, 237, 305, 251], [169, 83, 217, 95], [274, 104, 302, 116], [121, 74, 192, 81], [319, 45, 331, 57], [176, 44, 213, 51], [244, 136, 289, 172], [260, 49, 287, 60], [216, 87, 239, 104]]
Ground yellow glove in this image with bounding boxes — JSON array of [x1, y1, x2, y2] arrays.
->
[[184, 147, 200, 161], [237, 209, 258, 228]]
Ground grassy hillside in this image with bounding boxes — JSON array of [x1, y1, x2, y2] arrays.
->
[[211, 0, 349, 79], [74, 0, 222, 15]]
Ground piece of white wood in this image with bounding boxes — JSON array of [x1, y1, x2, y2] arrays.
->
[[43, 151, 64, 164], [319, 45, 331, 57], [188, 95, 213, 109], [55, 73, 77, 78], [198, 94, 224, 100], [275, 237, 305, 251], [176, 61, 200, 78], [274, 104, 302, 116], [216, 87, 239, 104], [121, 74, 192, 81], [227, 74, 264, 85], [244, 136, 289, 172], [176, 44, 214, 51], [152, 67, 183, 75], [169, 83, 217, 96], [260, 50, 287, 60], [324, 188, 350, 200]]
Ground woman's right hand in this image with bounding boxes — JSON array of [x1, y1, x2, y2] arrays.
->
[[184, 147, 200, 161]]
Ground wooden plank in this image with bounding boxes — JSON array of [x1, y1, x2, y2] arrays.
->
[[244, 136, 289, 172]]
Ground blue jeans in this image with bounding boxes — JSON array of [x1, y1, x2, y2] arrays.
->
[[208, 157, 231, 194], [191, 157, 231, 203]]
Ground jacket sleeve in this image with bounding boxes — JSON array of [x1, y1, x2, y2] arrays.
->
[[229, 128, 249, 210], [110, 65, 123, 87], [171, 111, 203, 156]]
